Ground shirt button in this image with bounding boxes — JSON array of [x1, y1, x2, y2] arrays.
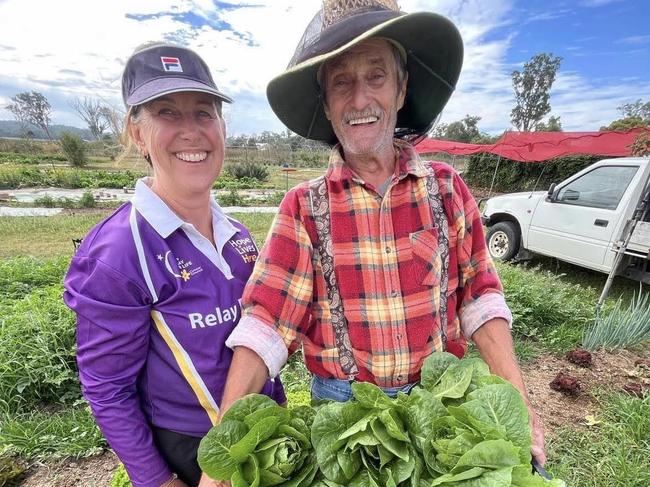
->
[[391, 290, 399, 298], [396, 333, 402, 340], [385, 246, 391, 253], [397, 375, 403, 381]]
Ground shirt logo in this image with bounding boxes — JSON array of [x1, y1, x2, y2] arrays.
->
[[161, 56, 183, 72], [188, 300, 241, 329], [157, 251, 203, 281], [228, 237, 257, 264]]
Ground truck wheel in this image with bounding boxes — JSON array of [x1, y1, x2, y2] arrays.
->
[[486, 222, 520, 261]]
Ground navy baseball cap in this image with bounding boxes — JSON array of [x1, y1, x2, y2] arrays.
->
[[121, 43, 233, 107]]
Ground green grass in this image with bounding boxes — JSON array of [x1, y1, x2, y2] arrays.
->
[[0, 405, 106, 459], [266, 167, 325, 191], [232, 211, 277, 247], [497, 261, 599, 356], [0, 284, 79, 411], [0, 256, 69, 300], [522, 255, 648, 305], [548, 391, 650, 487], [0, 211, 110, 258]]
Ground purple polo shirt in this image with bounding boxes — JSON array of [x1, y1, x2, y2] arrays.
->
[[64, 179, 285, 487]]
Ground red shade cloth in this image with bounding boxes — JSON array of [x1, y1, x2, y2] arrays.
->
[[416, 128, 650, 162]]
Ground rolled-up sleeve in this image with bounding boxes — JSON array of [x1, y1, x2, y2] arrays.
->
[[451, 173, 513, 340], [235, 189, 315, 361], [64, 256, 171, 487], [226, 316, 288, 377]]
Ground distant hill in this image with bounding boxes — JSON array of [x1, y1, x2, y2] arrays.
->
[[0, 120, 92, 140]]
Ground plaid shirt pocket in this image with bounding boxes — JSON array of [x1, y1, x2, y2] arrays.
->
[[409, 228, 442, 287]]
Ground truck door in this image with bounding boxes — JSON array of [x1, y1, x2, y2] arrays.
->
[[528, 165, 639, 271]]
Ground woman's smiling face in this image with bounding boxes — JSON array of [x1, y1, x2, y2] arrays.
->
[[130, 91, 226, 199]]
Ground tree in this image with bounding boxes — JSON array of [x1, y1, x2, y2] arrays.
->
[[70, 97, 110, 140], [430, 115, 485, 143], [536, 115, 562, 132], [619, 99, 650, 121], [59, 131, 88, 166], [629, 132, 650, 157], [510, 53, 562, 132], [601, 99, 649, 131], [6, 91, 54, 140]]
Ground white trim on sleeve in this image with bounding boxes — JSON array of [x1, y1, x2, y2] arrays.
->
[[129, 205, 159, 303], [459, 292, 513, 340], [226, 316, 288, 378]]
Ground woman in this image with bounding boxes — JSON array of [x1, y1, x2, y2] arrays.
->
[[64, 42, 285, 487]]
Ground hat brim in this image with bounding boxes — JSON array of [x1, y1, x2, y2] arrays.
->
[[126, 77, 233, 107], [267, 12, 463, 144]]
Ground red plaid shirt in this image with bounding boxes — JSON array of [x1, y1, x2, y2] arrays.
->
[[230, 141, 510, 387]]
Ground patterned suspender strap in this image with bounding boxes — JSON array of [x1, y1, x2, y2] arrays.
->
[[308, 176, 359, 379], [424, 165, 451, 347]]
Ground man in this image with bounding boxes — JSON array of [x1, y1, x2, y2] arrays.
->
[[213, 1, 545, 480]]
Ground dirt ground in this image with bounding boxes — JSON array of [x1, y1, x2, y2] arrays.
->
[[12, 348, 650, 487]]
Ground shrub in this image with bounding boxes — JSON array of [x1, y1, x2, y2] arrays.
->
[[217, 189, 248, 206], [59, 132, 88, 167], [79, 190, 96, 208], [34, 194, 58, 207], [226, 162, 269, 182], [464, 153, 602, 192]]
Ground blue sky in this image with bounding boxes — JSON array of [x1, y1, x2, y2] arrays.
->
[[0, 0, 648, 136]]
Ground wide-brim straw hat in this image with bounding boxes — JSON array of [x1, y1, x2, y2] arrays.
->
[[267, 0, 463, 144]]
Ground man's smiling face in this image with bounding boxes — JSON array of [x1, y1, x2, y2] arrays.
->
[[322, 38, 407, 158]]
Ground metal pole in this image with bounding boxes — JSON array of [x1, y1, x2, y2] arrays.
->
[[488, 155, 501, 197], [597, 173, 650, 311]]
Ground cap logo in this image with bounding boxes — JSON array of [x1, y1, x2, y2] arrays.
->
[[161, 56, 183, 72]]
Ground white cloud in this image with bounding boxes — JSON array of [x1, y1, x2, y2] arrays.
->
[[615, 35, 650, 45], [580, 0, 624, 6], [0, 0, 647, 135]]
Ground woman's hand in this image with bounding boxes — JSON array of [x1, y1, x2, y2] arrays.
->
[[198, 473, 229, 487]]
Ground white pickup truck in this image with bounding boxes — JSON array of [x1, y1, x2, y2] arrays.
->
[[481, 157, 650, 284]]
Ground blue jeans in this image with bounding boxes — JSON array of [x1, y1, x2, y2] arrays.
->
[[310, 375, 418, 402]]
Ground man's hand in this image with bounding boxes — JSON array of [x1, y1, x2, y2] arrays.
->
[[529, 407, 546, 465], [198, 473, 229, 487], [472, 318, 547, 465]]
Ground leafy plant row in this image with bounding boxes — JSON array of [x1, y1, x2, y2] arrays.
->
[[198, 353, 565, 486]]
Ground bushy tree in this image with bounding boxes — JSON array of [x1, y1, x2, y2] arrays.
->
[[430, 114, 492, 143], [536, 115, 562, 132], [511, 53, 562, 132], [601, 99, 650, 131], [6, 91, 54, 140], [629, 132, 650, 157], [59, 131, 88, 167]]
